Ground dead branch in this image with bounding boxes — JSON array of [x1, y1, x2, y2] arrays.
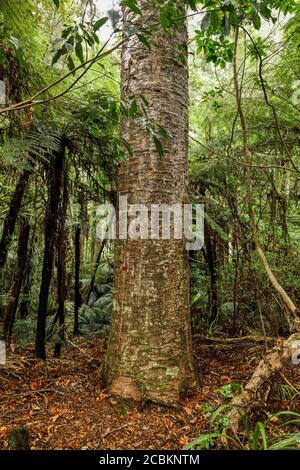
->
[[226, 333, 300, 434]]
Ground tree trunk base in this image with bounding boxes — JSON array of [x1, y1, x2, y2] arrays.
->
[[102, 367, 198, 407]]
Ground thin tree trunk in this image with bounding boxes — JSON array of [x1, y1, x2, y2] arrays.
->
[[204, 222, 218, 323], [224, 28, 300, 432], [0, 170, 31, 279], [19, 177, 39, 319], [86, 238, 106, 305], [3, 219, 30, 338], [102, 2, 197, 404], [233, 27, 299, 322], [54, 168, 68, 357], [73, 218, 81, 336], [19, 230, 36, 320], [35, 139, 65, 359]]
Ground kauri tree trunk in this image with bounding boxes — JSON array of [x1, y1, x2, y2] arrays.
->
[[102, 2, 197, 405]]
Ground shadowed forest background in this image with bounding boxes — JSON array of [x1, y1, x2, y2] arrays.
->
[[0, 0, 300, 451]]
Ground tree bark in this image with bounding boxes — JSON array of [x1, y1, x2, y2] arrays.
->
[[86, 238, 106, 305], [73, 215, 82, 336], [0, 170, 31, 279], [19, 230, 36, 320], [54, 168, 68, 357], [3, 218, 30, 338], [204, 221, 218, 323], [35, 139, 65, 359], [102, 2, 197, 404]]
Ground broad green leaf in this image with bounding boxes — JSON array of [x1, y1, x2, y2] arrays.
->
[[158, 126, 171, 140], [140, 94, 149, 107], [121, 138, 133, 156], [259, 4, 272, 21], [188, 0, 197, 11], [122, 0, 142, 16], [75, 41, 84, 63], [129, 99, 138, 117], [67, 55, 75, 72], [210, 11, 220, 31], [93, 17, 108, 32], [137, 34, 151, 51], [52, 47, 66, 65], [160, 10, 172, 30], [153, 136, 164, 158], [253, 12, 262, 30]]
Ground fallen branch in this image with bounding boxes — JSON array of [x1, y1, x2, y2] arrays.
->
[[197, 335, 275, 344], [102, 424, 128, 439], [226, 333, 300, 434]]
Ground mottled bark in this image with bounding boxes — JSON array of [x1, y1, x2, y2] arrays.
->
[[102, 3, 196, 404]]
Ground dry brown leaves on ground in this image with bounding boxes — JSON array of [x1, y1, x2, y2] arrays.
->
[[0, 336, 299, 450]]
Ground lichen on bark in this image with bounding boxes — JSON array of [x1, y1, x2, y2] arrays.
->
[[102, 1, 197, 405]]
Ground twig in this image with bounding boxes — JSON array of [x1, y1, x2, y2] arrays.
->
[[102, 424, 128, 439], [194, 335, 275, 344]]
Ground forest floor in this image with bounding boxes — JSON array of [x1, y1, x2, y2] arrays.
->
[[0, 336, 299, 450]]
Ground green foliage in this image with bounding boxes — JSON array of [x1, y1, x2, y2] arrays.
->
[[121, 0, 142, 16], [185, 407, 300, 450], [195, 30, 233, 67], [79, 286, 112, 337], [51, 18, 107, 68], [118, 404, 128, 416], [13, 319, 36, 344], [217, 382, 242, 398], [0, 130, 64, 169], [12, 316, 59, 345]]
